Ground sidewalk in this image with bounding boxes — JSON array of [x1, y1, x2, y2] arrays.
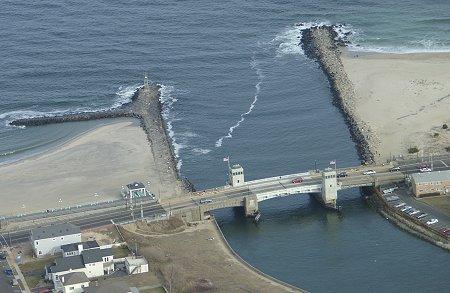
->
[[4, 248, 30, 293]]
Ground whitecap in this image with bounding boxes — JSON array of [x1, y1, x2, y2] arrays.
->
[[192, 148, 212, 155]]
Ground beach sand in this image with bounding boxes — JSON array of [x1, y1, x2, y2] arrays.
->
[[341, 51, 450, 161], [0, 118, 174, 216]]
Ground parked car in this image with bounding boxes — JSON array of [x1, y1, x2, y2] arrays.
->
[[401, 206, 412, 212], [426, 219, 438, 225], [337, 171, 347, 178], [363, 170, 376, 175], [410, 210, 421, 216], [0, 251, 6, 260], [199, 199, 213, 204], [389, 166, 401, 172], [417, 213, 428, 219], [385, 195, 399, 202], [4, 268, 13, 276], [420, 167, 432, 172], [292, 177, 303, 184], [395, 202, 406, 208], [10, 278, 18, 286]]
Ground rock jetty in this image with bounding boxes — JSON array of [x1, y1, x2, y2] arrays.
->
[[11, 84, 190, 196], [301, 25, 378, 163]]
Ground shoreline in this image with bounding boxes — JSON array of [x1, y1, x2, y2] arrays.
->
[[0, 118, 129, 168], [211, 218, 305, 292], [9, 84, 191, 197], [301, 26, 375, 164], [119, 219, 305, 292], [364, 187, 449, 251], [301, 25, 449, 248]]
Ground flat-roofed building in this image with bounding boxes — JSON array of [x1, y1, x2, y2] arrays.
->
[[31, 223, 81, 257], [411, 170, 450, 197], [125, 256, 149, 275], [123, 182, 147, 199]]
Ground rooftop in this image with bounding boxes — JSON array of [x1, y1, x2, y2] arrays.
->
[[31, 223, 80, 240], [60, 272, 89, 286], [82, 247, 113, 264], [126, 182, 145, 190], [50, 247, 114, 273], [411, 170, 450, 184], [50, 255, 84, 273], [61, 240, 99, 253], [125, 256, 148, 266]]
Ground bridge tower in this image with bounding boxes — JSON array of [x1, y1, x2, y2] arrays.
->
[[229, 164, 245, 187], [320, 168, 338, 209]]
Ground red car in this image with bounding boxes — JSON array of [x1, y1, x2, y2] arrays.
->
[[292, 177, 303, 184]]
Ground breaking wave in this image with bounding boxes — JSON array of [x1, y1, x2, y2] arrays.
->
[[158, 84, 184, 170], [215, 55, 264, 148], [271, 21, 355, 56], [192, 147, 212, 155], [0, 83, 142, 127]]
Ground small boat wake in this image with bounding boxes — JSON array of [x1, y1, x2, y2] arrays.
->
[[215, 55, 264, 148]]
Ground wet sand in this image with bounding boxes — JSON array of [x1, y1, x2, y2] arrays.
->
[[341, 51, 450, 161], [0, 119, 170, 216]]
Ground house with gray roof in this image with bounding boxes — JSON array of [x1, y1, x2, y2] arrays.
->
[[62, 240, 99, 257], [55, 271, 90, 293], [47, 247, 114, 285], [31, 223, 81, 257]]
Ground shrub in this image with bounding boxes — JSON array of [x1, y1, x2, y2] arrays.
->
[[445, 146, 450, 152], [408, 146, 419, 154], [433, 132, 439, 138], [443, 123, 448, 129]]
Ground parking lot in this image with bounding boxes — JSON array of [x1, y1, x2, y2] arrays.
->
[[380, 184, 450, 237]]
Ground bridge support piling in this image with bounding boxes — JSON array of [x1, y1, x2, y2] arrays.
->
[[244, 195, 258, 217], [320, 169, 338, 210]]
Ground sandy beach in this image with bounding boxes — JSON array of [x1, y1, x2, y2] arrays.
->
[[341, 51, 450, 162], [0, 118, 173, 217]]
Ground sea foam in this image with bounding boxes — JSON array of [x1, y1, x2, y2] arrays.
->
[[158, 84, 185, 170]]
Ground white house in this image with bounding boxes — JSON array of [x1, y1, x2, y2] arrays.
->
[[125, 256, 149, 275], [31, 223, 81, 257], [55, 272, 89, 293], [47, 247, 114, 284]]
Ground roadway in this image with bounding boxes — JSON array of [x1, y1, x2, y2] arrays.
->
[[1, 202, 166, 246], [3, 155, 449, 246]]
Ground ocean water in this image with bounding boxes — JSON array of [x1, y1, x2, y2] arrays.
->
[[1, 1, 449, 291]]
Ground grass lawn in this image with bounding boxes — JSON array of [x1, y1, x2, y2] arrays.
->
[[24, 275, 42, 289], [421, 196, 450, 216], [19, 256, 56, 275], [112, 245, 130, 258]]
